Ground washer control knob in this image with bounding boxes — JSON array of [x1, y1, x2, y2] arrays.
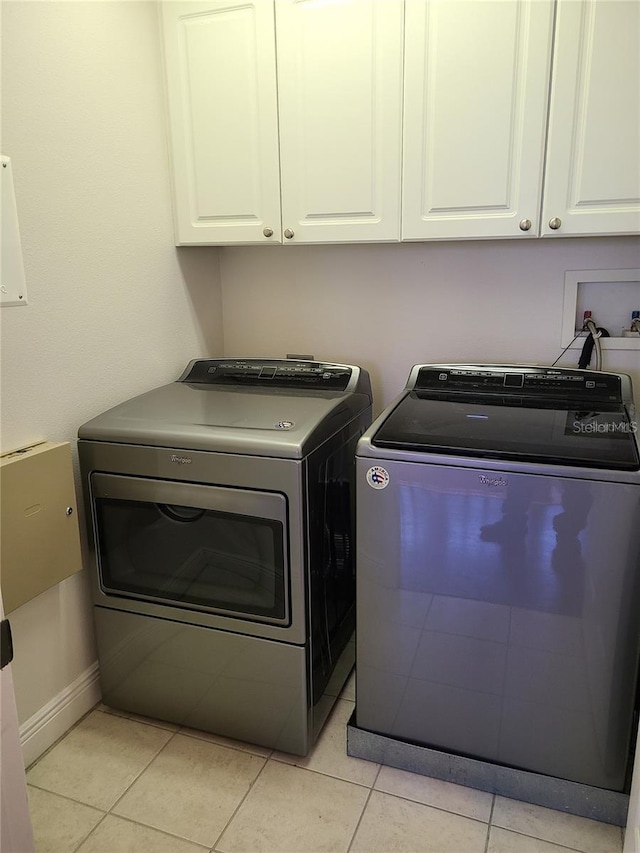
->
[[549, 217, 562, 230], [519, 219, 532, 232], [263, 227, 274, 238], [284, 228, 295, 240]]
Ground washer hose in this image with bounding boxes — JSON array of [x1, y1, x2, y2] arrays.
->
[[578, 320, 609, 370]]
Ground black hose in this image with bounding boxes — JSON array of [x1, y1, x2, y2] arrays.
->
[[578, 327, 609, 369]]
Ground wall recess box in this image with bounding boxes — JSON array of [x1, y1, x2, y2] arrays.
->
[[1, 155, 28, 307], [0, 442, 82, 614], [561, 269, 640, 351]]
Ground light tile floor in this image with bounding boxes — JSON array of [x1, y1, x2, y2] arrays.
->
[[26, 673, 624, 853]]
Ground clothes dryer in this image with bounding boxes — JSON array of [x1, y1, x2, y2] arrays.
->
[[79, 358, 372, 754]]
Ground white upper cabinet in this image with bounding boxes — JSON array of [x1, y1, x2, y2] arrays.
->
[[275, 0, 404, 243], [542, 0, 640, 238], [161, 1, 282, 245], [161, 0, 402, 245], [161, 0, 639, 246], [402, 0, 554, 241]]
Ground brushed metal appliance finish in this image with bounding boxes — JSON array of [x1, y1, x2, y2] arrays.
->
[[80, 442, 306, 644], [355, 364, 640, 792], [94, 606, 310, 754], [79, 358, 372, 755]]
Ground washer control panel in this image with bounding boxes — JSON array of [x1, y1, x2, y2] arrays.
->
[[414, 366, 625, 403]]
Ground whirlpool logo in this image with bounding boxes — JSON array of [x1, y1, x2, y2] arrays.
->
[[479, 474, 508, 487], [170, 454, 192, 465]]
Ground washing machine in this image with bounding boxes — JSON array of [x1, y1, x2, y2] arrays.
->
[[355, 364, 640, 792], [78, 358, 371, 755]]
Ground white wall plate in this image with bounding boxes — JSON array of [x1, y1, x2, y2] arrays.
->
[[1, 156, 28, 307], [561, 269, 640, 351]]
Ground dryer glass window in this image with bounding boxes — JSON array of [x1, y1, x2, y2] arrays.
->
[[91, 476, 288, 624]]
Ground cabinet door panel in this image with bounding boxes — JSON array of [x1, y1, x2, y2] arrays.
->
[[276, 0, 403, 243], [162, 1, 281, 245], [543, 0, 640, 237], [403, 0, 553, 240]]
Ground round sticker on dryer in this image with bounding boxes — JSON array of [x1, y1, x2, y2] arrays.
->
[[366, 466, 390, 489]]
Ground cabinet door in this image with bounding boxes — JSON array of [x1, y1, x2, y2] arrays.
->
[[161, 1, 282, 245], [402, 0, 554, 241], [276, 0, 403, 243], [542, 0, 640, 238]]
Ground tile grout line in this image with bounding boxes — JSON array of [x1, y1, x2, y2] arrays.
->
[[263, 751, 509, 828], [28, 708, 180, 851], [345, 767, 496, 827], [70, 810, 111, 853], [483, 794, 496, 853], [26, 780, 107, 812], [27, 780, 111, 853], [370, 789, 498, 831], [266, 753, 381, 792], [486, 819, 621, 853], [106, 726, 180, 815], [176, 726, 273, 760], [69, 721, 220, 851], [74, 811, 211, 853], [344, 768, 380, 853], [208, 753, 381, 853], [343, 780, 611, 853], [56, 760, 618, 853], [494, 829, 613, 853], [209, 751, 272, 853], [25, 703, 103, 774], [30, 705, 624, 853], [490, 792, 624, 853]]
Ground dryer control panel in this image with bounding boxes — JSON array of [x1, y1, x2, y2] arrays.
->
[[180, 359, 357, 392]]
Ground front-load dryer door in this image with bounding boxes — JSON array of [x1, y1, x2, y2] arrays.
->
[[90, 473, 290, 632]]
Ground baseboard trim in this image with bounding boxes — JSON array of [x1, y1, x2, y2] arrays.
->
[[19, 661, 101, 768], [623, 823, 639, 852]]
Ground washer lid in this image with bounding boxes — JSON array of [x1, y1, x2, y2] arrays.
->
[[78, 381, 369, 458], [371, 392, 639, 471]]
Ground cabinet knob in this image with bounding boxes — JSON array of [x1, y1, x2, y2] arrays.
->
[[263, 227, 274, 238], [519, 219, 532, 232], [284, 228, 295, 240], [549, 217, 562, 230]]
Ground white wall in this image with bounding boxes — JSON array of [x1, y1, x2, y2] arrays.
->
[[1, 0, 222, 754], [220, 238, 640, 412]]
